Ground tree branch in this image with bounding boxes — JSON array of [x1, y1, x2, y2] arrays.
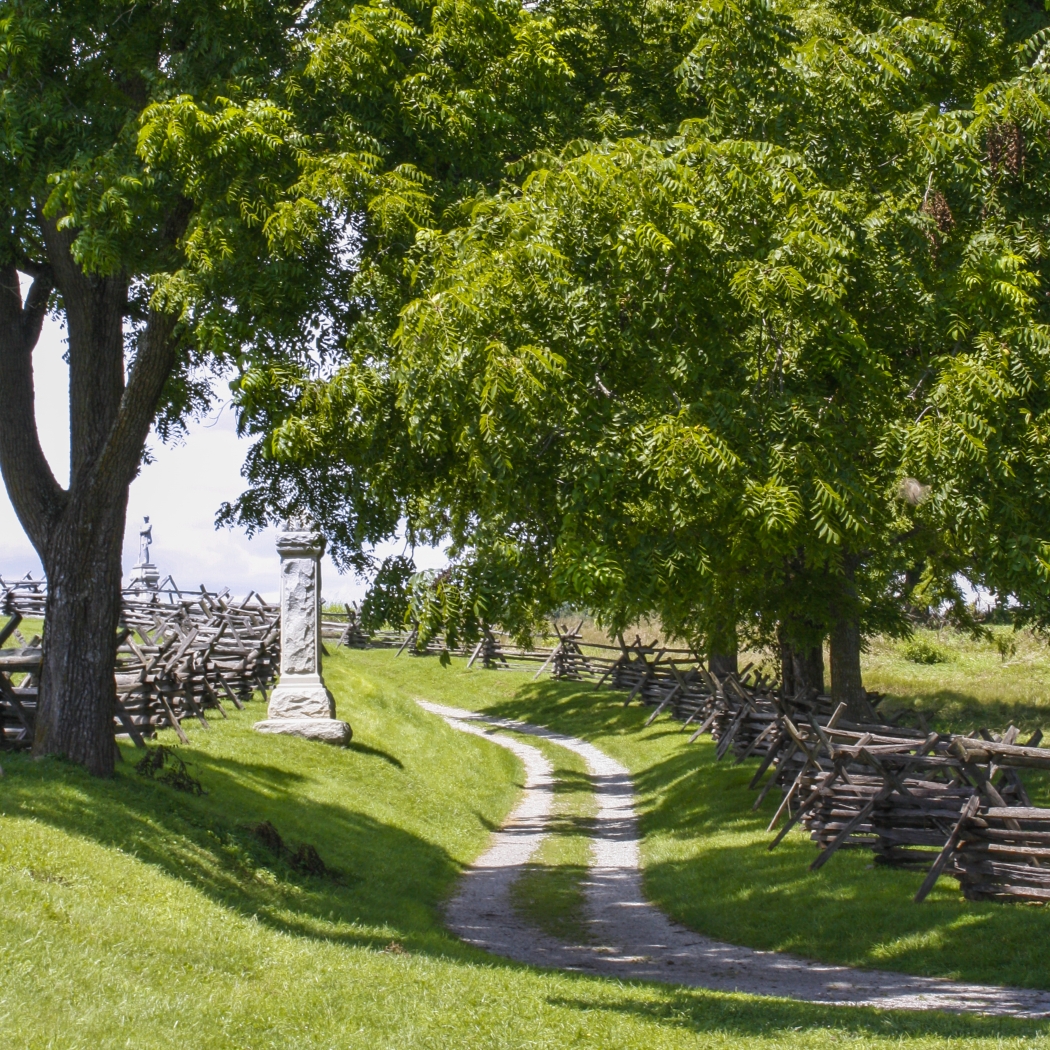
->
[[90, 193, 195, 501], [40, 214, 128, 486], [0, 263, 67, 551], [21, 268, 52, 349], [92, 308, 180, 502]]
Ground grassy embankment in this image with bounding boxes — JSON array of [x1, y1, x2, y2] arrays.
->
[[1, 639, 1049, 1047]]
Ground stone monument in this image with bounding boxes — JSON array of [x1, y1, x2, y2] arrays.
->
[[128, 516, 160, 591], [254, 519, 352, 745]]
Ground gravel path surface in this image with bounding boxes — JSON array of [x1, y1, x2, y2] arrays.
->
[[421, 700, 1050, 1016]]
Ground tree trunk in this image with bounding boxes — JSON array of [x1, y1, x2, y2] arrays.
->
[[780, 636, 796, 698], [34, 496, 129, 774], [829, 560, 871, 722], [707, 619, 738, 677], [780, 637, 825, 698], [830, 616, 868, 721], [0, 219, 183, 776], [800, 644, 825, 694], [709, 649, 738, 677]]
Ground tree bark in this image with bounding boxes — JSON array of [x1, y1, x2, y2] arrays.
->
[[35, 498, 128, 771], [0, 221, 182, 776], [801, 644, 825, 694], [780, 636, 825, 697], [829, 559, 871, 722], [707, 620, 738, 677]]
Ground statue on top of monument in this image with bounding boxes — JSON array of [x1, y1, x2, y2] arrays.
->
[[128, 516, 160, 592], [138, 516, 153, 565]]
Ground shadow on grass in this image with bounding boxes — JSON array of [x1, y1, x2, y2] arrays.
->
[[548, 768, 593, 796], [347, 741, 404, 769], [484, 679, 651, 738], [473, 808, 501, 832], [479, 678, 1050, 993], [878, 688, 1050, 736], [511, 860, 592, 943], [546, 988, 1050, 1042], [2, 748, 474, 960]]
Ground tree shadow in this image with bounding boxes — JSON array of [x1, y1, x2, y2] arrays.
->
[[474, 809, 501, 832], [484, 679, 652, 738], [511, 861, 593, 943], [2, 750, 478, 961], [879, 688, 1050, 735], [12, 655, 1048, 1043], [544, 988, 1050, 1042], [549, 769, 593, 795]]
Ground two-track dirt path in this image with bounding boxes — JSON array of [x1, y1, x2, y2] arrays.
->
[[420, 700, 1050, 1017]]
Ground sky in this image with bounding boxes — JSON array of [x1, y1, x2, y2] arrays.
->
[[0, 290, 447, 603]]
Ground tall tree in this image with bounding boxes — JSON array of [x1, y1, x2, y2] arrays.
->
[[0, 0, 362, 774], [233, 0, 1047, 718]]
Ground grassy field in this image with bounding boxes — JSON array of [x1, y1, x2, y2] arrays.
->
[[3, 645, 1050, 1047], [863, 626, 1050, 730]]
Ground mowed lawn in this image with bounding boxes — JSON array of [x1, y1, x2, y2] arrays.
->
[[0, 646, 1046, 1048]]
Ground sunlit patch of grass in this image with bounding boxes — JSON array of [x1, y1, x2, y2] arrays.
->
[[863, 627, 1050, 730]]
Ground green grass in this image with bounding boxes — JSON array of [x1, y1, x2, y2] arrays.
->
[[352, 648, 1050, 994], [3, 648, 1050, 1047], [863, 626, 1050, 730], [507, 734, 595, 943], [2, 616, 43, 649]]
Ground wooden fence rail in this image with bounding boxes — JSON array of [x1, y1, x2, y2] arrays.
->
[[0, 576, 281, 752]]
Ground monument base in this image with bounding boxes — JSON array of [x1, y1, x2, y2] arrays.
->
[[128, 561, 160, 591], [254, 718, 352, 746], [267, 676, 335, 720]]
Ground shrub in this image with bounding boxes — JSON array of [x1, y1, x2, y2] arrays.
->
[[994, 635, 1018, 662], [901, 638, 949, 664]]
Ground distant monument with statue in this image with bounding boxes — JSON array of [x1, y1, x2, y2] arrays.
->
[[254, 518, 352, 745], [128, 516, 160, 591]]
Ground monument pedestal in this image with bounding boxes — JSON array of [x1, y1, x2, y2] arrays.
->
[[129, 561, 159, 591], [254, 718, 352, 745], [266, 672, 334, 719], [254, 523, 351, 746]]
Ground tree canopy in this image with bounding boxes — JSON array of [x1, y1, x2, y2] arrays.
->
[[226, 0, 1050, 715], [8, 0, 1050, 770]]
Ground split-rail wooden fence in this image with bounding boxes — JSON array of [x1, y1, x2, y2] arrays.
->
[[327, 610, 1050, 905], [0, 575, 280, 752]]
